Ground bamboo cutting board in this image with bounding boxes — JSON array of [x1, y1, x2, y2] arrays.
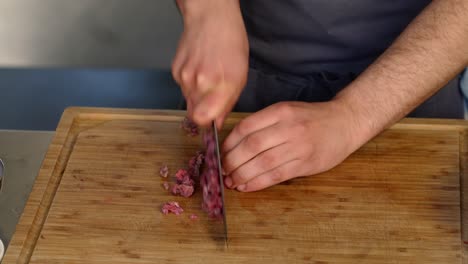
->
[[4, 107, 468, 264]]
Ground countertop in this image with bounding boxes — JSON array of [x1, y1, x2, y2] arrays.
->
[[0, 130, 54, 249]]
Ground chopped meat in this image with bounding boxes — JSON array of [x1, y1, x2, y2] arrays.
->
[[181, 117, 199, 136], [162, 182, 170, 190], [171, 166, 199, 198], [189, 214, 198, 220], [188, 151, 205, 178], [159, 165, 169, 178], [175, 169, 193, 185], [200, 129, 224, 219], [161, 201, 184, 215], [171, 183, 194, 198]]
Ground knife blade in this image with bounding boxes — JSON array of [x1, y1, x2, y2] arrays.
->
[[212, 121, 228, 247]]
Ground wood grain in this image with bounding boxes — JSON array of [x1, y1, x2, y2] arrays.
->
[[4, 107, 468, 264]]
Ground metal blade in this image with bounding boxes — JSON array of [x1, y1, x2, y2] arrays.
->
[[0, 158, 4, 193], [212, 121, 228, 247]]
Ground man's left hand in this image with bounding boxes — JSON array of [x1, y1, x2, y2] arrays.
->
[[222, 100, 365, 192]]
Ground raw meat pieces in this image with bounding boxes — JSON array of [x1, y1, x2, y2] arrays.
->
[[171, 183, 194, 197], [159, 165, 169, 178], [175, 169, 194, 186], [181, 117, 199, 136], [200, 129, 224, 219], [171, 168, 196, 197], [165, 151, 205, 198], [162, 117, 223, 218], [161, 201, 184, 215]]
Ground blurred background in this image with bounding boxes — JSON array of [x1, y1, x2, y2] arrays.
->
[[0, 0, 466, 130], [0, 0, 183, 130]]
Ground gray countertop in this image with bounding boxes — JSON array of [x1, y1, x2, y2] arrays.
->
[[0, 130, 54, 249]]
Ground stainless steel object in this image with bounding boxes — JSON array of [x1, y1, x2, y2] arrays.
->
[[0, 237, 4, 262], [212, 121, 228, 247], [0, 158, 4, 193], [0, 130, 54, 248]]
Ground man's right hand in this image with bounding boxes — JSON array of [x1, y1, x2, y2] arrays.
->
[[172, 0, 249, 127]]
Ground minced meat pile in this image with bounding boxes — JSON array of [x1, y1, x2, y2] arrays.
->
[[160, 117, 224, 219]]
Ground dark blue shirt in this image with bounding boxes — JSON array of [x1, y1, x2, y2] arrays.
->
[[240, 0, 431, 74]]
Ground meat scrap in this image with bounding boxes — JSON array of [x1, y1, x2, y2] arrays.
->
[[175, 169, 194, 186], [159, 165, 169, 178], [200, 129, 224, 219], [161, 201, 184, 215], [162, 182, 170, 190], [181, 117, 199, 136], [189, 214, 198, 220], [171, 183, 194, 198]]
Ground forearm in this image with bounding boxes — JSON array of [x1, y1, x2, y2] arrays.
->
[[335, 0, 468, 146]]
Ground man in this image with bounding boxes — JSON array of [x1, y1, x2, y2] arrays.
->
[[172, 0, 468, 192]]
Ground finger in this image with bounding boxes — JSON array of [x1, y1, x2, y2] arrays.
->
[[195, 71, 217, 96], [216, 112, 228, 130], [186, 70, 219, 117], [226, 142, 293, 188], [180, 64, 197, 96], [192, 82, 239, 126], [171, 44, 187, 86], [236, 159, 301, 192], [186, 99, 194, 117], [222, 105, 280, 154], [222, 123, 286, 175]]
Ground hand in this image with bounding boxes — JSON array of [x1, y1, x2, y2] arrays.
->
[[172, 0, 249, 127], [222, 101, 367, 192]]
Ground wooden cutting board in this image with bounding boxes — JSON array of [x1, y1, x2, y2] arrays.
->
[[4, 107, 468, 264]]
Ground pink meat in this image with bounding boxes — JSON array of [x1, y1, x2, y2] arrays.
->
[[188, 151, 204, 178], [161, 201, 184, 215], [189, 214, 198, 220], [159, 165, 169, 178], [175, 169, 193, 185], [171, 183, 194, 198], [200, 129, 224, 219], [181, 117, 199, 136], [162, 182, 170, 190]]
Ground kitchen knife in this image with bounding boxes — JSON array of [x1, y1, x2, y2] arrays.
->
[[212, 121, 228, 247]]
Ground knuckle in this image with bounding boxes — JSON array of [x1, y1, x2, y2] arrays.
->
[[236, 120, 252, 136], [270, 168, 284, 183], [171, 66, 181, 84], [195, 73, 205, 88], [181, 68, 194, 84], [222, 157, 234, 174], [276, 102, 294, 117], [244, 134, 262, 153], [259, 153, 276, 170], [231, 170, 249, 186], [294, 121, 309, 135]]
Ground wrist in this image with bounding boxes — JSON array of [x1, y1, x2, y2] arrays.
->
[[176, 0, 240, 22], [330, 95, 379, 153]]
